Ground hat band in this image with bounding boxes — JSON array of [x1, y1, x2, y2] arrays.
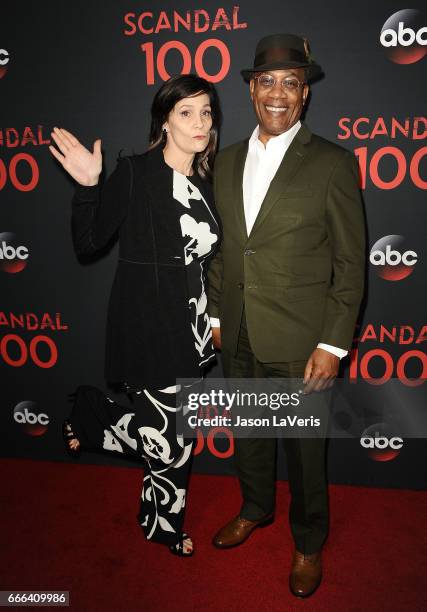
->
[[254, 47, 308, 69]]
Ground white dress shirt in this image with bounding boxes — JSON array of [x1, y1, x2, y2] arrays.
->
[[211, 122, 347, 360], [243, 121, 302, 235]]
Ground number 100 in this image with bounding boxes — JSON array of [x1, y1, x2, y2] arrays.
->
[[140, 39, 230, 84]]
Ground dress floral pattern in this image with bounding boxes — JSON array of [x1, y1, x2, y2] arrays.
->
[[173, 170, 219, 368]]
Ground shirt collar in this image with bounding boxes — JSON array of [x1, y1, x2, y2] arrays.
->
[[248, 121, 302, 153]]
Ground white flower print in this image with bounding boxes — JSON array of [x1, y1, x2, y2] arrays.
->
[[180, 214, 217, 265], [138, 426, 173, 464], [173, 172, 203, 208]]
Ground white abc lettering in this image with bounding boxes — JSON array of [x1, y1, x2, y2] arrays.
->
[[389, 436, 403, 449], [0, 49, 9, 66], [15, 246, 29, 259], [360, 434, 403, 450], [401, 250, 417, 265], [0, 241, 29, 260], [13, 409, 49, 425], [380, 28, 398, 47], [380, 23, 427, 48], [385, 246, 401, 265], [374, 435, 388, 449], [398, 22, 416, 46], [370, 250, 384, 265], [370, 245, 418, 266], [25, 409, 37, 424]]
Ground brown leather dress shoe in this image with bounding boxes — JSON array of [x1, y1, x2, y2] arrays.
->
[[289, 550, 322, 598], [212, 513, 274, 549]]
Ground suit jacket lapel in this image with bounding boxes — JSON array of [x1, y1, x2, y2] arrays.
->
[[232, 139, 249, 241], [249, 124, 312, 237]]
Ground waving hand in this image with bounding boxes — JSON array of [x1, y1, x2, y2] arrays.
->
[[49, 127, 102, 186]]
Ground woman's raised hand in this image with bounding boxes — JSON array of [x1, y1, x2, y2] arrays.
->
[[49, 127, 102, 186]]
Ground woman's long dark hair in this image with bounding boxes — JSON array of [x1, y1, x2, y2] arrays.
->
[[149, 74, 222, 180]]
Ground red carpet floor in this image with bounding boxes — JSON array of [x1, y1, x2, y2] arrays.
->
[[1, 458, 426, 611]]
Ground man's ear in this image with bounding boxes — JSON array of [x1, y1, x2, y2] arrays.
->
[[249, 78, 255, 101], [303, 84, 309, 105]]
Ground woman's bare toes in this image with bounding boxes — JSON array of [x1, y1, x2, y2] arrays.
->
[[183, 538, 193, 553]]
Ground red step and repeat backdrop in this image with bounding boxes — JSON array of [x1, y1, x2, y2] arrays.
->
[[1, 1, 426, 487]]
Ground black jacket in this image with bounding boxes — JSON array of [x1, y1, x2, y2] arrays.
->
[[72, 146, 218, 388]]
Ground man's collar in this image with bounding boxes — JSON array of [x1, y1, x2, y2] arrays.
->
[[249, 120, 302, 151]]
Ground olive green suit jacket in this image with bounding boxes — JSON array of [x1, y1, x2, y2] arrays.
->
[[208, 123, 365, 363]]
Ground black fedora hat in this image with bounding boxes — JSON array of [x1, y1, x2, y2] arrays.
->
[[241, 33, 322, 82]]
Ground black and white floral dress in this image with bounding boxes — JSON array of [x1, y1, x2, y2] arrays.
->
[[70, 165, 219, 545]]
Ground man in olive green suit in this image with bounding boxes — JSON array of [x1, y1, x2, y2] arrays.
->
[[208, 34, 365, 598]]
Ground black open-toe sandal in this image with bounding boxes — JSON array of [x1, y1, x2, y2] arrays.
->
[[62, 419, 81, 457], [169, 532, 194, 557]]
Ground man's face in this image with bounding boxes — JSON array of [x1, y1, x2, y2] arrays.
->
[[249, 68, 309, 143]]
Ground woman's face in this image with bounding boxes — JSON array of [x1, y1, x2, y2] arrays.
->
[[163, 93, 212, 155]]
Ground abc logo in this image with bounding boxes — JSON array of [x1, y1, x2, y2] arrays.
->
[[360, 423, 403, 462], [0, 242, 29, 260], [0, 48, 9, 78], [381, 22, 427, 47], [13, 401, 49, 436], [380, 9, 427, 64], [360, 435, 403, 450], [0, 232, 29, 273], [370, 235, 417, 281]]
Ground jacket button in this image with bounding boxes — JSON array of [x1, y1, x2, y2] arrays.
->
[[238, 282, 244, 289], [244, 249, 256, 256]]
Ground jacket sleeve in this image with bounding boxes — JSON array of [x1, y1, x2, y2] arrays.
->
[[207, 159, 224, 319], [71, 157, 132, 255], [319, 151, 366, 351]]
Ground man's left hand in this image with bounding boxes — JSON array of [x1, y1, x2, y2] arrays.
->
[[303, 348, 339, 393]]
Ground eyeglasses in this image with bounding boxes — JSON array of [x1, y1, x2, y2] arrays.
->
[[253, 74, 306, 92]]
